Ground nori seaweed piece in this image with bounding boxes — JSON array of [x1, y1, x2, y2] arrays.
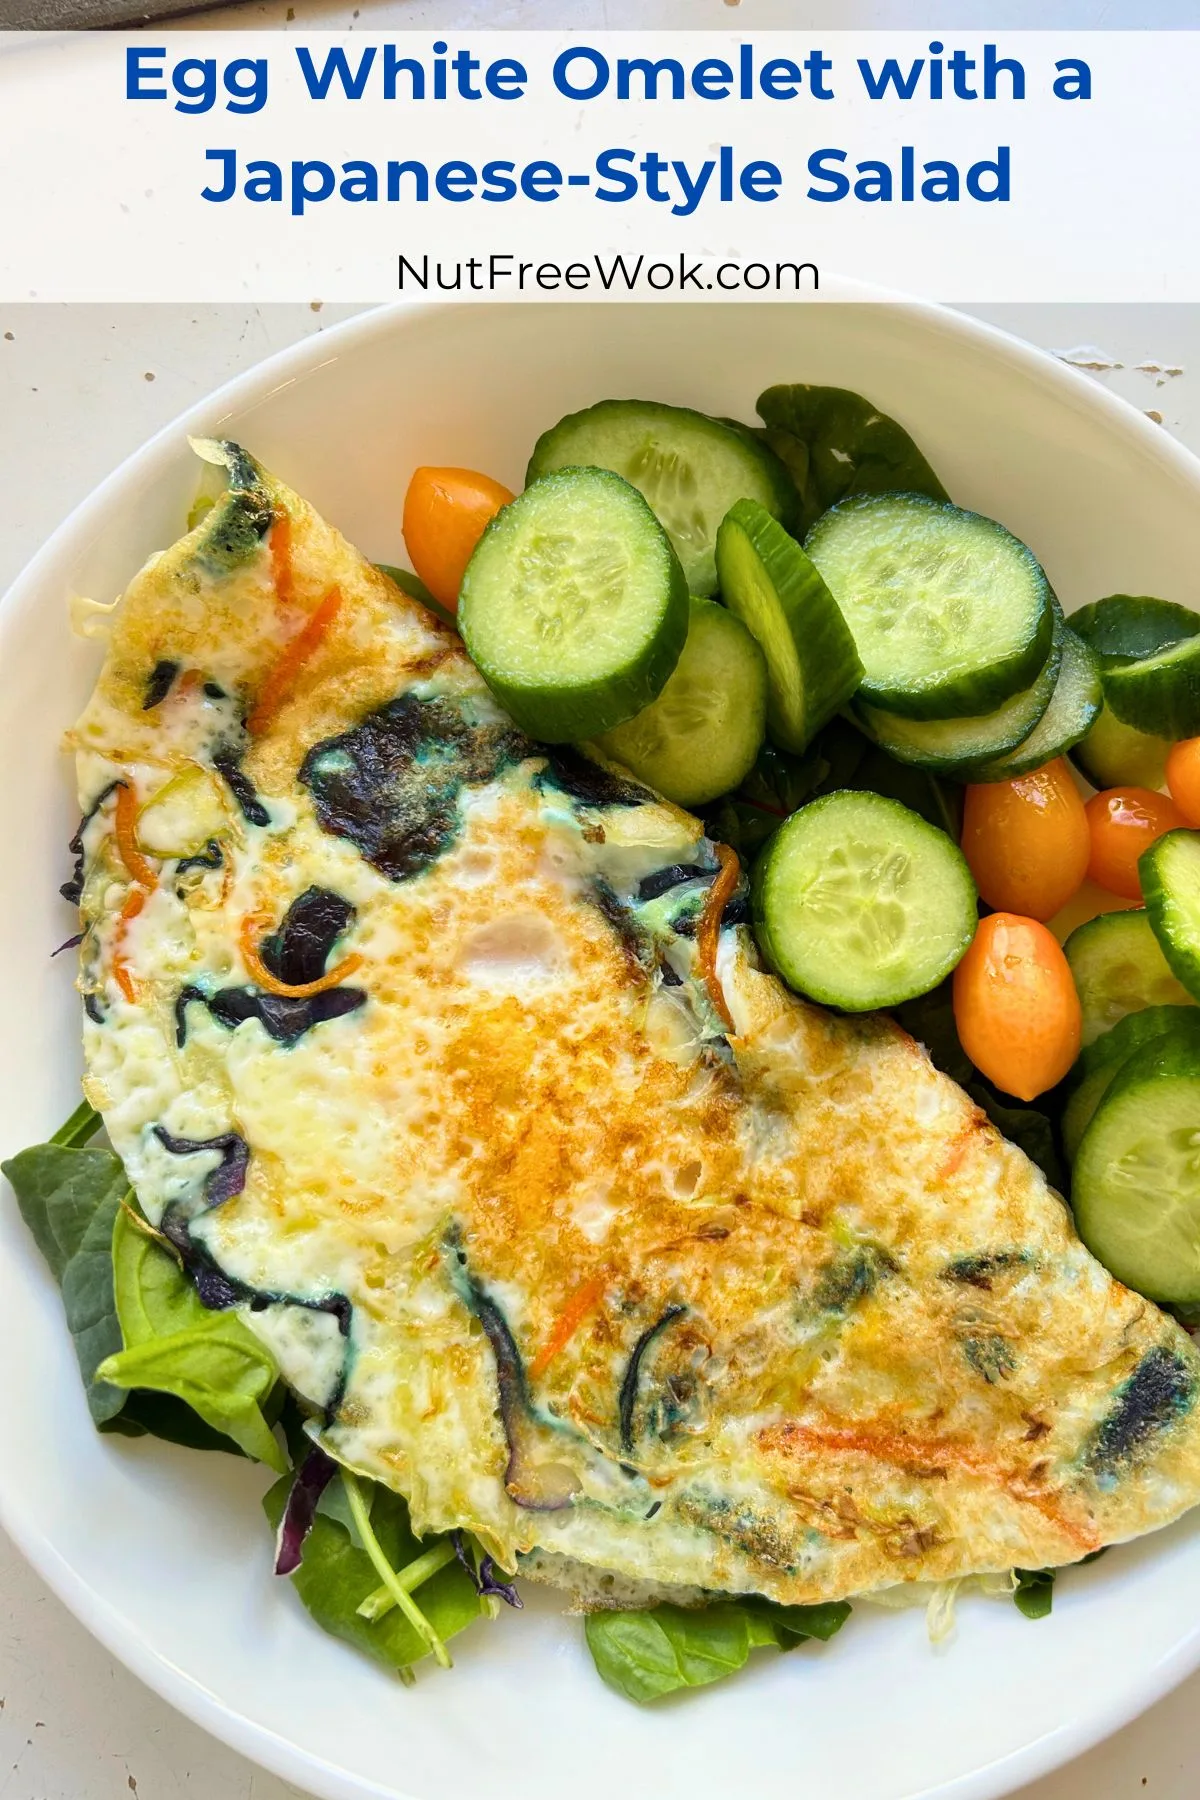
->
[[142, 659, 180, 710], [618, 1306, 687, 1452], [300, 693, 523, 882], [212, 751, 270, 827], [1088, 1346, 1196, 1473]]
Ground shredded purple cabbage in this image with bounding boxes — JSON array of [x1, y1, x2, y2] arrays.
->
[[453, 1531, 522, 1608], [52, 932, 85, 958], [274, 1446, 337, 1576]]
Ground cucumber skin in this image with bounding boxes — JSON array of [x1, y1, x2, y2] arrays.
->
[[1071, 594, 1200, 664], [526, 399, 795, 595], [459, 468, 690, 745], [1104, 635, 1200, 740], [1073, 1032, 1200, 1303], [1062, 1005, 1200, 1160], [1141, 831, 1200, 1003], [805, 493, 1055, 722], [852, 627, 1061, 775], [750, 790, 977, 1011], [716, 499, 863, 756], [963, 629, 1101, 782]]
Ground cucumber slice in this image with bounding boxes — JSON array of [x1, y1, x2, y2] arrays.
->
[[1062, 1005, 1200, 1161], [1070, 702, 1171, 791], [594, 597, 766, 808], [526, 400, 793, 596], [714, 499, 863, 755], [1073, 1033, 1200, 1303], [458, 468, 688, 744], [1071, 594, 1200, 664], [1141, 829, 1200, 1001], [1064, 907, 1195, 1045], [804, 493, 1053, 721], [751, 790, 977, 1011], [853, 630, 1060, 774], [1104, 635, 1200, 740], [964, 628, 1101, 782]]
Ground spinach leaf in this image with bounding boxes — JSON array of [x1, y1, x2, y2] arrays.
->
[[99, 1208, 286, 1472], [104, 1387, 255, 1453], [744, 1598, 852, 1644], [703, 742, 827, 858], [756, 384, 950, 536], [704, 720, 961, 861], [263, 1474, 483, 1672], [971, 1088, 1065, 1194], [584, 1597, 850, 1704], [50, 1099, 103, 1149], [1013, 1567, 1055, 1619], [2, 1140, 130, 1422]]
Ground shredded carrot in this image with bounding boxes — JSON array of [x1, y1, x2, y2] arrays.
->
[[270, 510, 293, 605], [247, 586, 342, 736], [112, 887, 146, 1003], [176, 668, 203, 698], [239, 912, 363, 999], [113, 782, 157, 891], [529, 1275, 607, 1380], [696, 843, 740, 1033]]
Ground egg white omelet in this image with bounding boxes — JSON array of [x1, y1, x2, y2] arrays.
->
[[67, 441, 1200, 1607]]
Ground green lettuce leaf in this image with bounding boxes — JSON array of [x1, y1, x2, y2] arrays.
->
[[584, 1598, 851, 1703], [756, 383, 950, 536], [263, 1473, 483, 1673]]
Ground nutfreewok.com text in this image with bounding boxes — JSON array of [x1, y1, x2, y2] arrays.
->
[[396, 252, 820, 294]]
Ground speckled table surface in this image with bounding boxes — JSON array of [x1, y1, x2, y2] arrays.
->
[[3, 296, 1200, 1800]]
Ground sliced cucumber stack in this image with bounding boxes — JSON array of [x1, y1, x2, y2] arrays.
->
[[526, 399, 793, 596], [963, 627, 1101, 782], [1062, 1005, 1200, 1161], [459, 468, 688, 743], [1141, 829, 1200, 1001], [594, 598, 766, 807], [715, 499, 863, 755], [853, 631, 1060, 773], [751, 790, 977, 1011], [1064, 907, 1195, 1045], [805, 492, 1053, 721], [1073, 1033, 1200, 1304]]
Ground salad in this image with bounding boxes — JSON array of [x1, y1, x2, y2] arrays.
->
[[8, 375, 1200, 1707]]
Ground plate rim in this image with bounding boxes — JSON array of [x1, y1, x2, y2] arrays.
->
[[4, 282, 1200, 1800]]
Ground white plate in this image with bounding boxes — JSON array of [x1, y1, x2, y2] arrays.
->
[[4, 294, 1200, 1800]]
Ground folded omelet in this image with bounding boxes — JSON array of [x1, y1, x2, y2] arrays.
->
[[68, 441, 1200, 1607]]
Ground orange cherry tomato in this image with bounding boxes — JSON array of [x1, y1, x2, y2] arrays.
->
[[1166, 738, 1200, 827], [1084, 786, 1187, 900], [401, 466, 514, 612], [952, 912, 1082, 1102], [961, 759, 1089, 922]]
